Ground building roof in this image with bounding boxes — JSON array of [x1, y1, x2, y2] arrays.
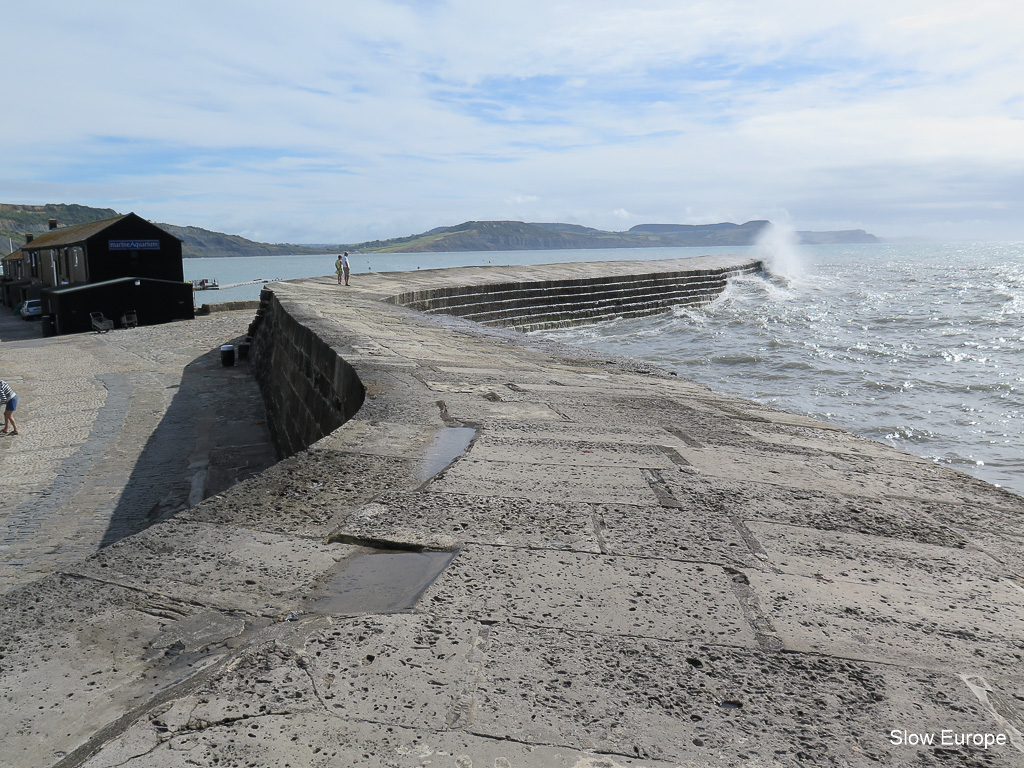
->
[[21, 214, 130, 251], [20, 212, 178, 252], [2, 249, 23, 262]]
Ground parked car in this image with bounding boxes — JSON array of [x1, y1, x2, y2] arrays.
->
[[20, 299, 42, 320]]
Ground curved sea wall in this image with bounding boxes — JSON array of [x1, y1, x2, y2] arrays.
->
[[249, 288, 365, 457], [387, 260, 763, 331], [6, 254, 1024, 768], [251, 255, 763, 454]]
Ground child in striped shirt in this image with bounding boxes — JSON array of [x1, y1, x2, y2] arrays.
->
[[0, 379, 17, 435]]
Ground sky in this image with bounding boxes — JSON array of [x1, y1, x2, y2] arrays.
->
[[5, 1, 1024, 244]]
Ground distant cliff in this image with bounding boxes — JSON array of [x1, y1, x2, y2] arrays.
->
[[0, 203, 880, 258], [795, 229, 880, 244], [348, 220, 880, 252], [156, 224, 334, 259]]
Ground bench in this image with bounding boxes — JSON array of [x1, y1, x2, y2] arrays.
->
[[90, 312, 114, 333]]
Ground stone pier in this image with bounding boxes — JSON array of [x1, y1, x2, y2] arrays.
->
[[1, 255, 1023, 767]]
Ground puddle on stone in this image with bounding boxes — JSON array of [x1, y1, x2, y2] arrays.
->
[[305, 548, 458, 615], [417, 426, 476, 481]]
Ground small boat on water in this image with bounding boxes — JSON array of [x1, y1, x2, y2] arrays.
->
[[191, 278, 219, 290]]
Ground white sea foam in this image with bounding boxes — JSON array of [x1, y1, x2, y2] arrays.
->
[[540, 241, 1024, 497], [754, 222, 804, 282]]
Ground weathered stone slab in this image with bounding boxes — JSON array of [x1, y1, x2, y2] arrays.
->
[[356, 368, 455, 423], [675, 445, 1009, 505], [316, 419, 439, 458], [737, 408, 847, 431], [66, 519, 353, 615], [386, 339, 488, 362], [423, 380, 512, 395], [271, 614, 479, 732], [657, 471, 968, 548], [77, 616, 692, 768], [467, 624, 1010, 765], [483, 420, 677, 444], [442, 395, 568, 422], [750, 570, 1024, 673], [81, 715, 684, 768], [521, 379, 714, 399], [436, 364, 545, 376], [335, 491, 602, 552], [183, 448, 421, 536], [959, 673, 1024, 752], [468, 434, 681, 469], [422, 546, 757, 646], [431, 458, 661, 504], [549, 401, 762, 450], [0, 574, 244, 768], [748, 522, 1013, 600], [919, 496, 1024, 533], [596, 501, 754, 566], [554, 396, 706, 424], [956, 531, 1024, 582]]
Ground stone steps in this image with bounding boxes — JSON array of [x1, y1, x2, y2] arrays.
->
[[388, 262, 762, 331]]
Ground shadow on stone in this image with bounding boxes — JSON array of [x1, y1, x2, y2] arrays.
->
[[99, 340, 276, 548]]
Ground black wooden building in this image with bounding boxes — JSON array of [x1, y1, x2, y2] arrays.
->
[[21, 212, 184, 287], [19, 213, 194, 333], [44, 278, 194, 334]]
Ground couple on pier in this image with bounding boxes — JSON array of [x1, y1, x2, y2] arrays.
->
[[335, 253, 351, 286]]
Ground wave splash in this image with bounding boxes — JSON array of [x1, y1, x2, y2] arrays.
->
[[755, 222, 804, 283]]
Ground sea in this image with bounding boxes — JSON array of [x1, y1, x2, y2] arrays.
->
[[184, 237, 1024, 497]]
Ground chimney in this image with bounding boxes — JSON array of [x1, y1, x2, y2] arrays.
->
[[25, 233, 34, 244], [48, 218, 58, 230]]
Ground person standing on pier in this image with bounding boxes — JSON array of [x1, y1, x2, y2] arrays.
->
[[341, 252, 351, 286], [0, 379, 18, 435]]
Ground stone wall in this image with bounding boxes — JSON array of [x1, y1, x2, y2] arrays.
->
[[249, 259, 762, 457], [249, 288, 365, 457], [388, 261, 763, 331]]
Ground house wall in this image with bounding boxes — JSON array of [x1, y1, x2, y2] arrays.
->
[[84, 217, 183, 283], [30, 245, 90, 287], [43, 278, 195, 334], [1, 256, 24, 281]]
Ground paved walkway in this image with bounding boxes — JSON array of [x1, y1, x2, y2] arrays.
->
[[0, 308, 276, 593]]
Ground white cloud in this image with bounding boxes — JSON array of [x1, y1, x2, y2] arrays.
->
[[3, 0, 1024, 242]]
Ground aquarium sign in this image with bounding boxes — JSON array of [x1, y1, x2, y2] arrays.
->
[[109, 239, 160, 250]]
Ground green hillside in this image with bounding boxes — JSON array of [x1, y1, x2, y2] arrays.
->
[[1, 203, 120, 254], [345, 220, 642, 252], [0, 203, 335, 258], [156, 223, 334, 259], [1, 203, 880, 259]]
